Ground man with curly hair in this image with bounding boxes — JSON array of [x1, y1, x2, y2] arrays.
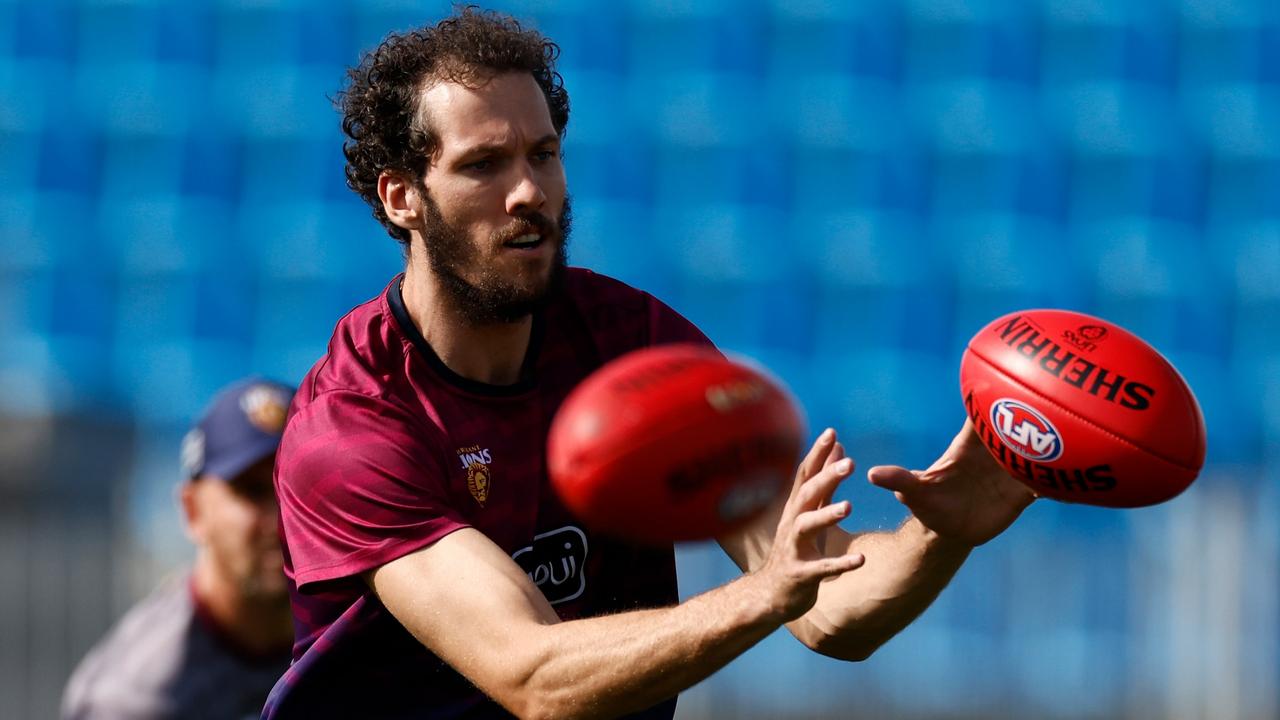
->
[[265, 7, 1035, 719]]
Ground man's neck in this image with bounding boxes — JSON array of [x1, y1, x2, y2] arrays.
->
[[191, 557, 293, 657], [401, 259, 533, 387]]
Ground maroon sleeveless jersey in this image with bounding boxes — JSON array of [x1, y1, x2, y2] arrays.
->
[[264, 269, 711, 719]]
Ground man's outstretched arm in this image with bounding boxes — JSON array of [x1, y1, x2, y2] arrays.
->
[[366, 450, 863, 720], [719, 423, 1036, 660]]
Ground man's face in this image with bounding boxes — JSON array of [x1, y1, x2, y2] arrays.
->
[[412, 72, 570, 324], [187, 456, 286, 601]]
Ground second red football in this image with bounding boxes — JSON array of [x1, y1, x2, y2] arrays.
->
[[548, 344, 805, 544]]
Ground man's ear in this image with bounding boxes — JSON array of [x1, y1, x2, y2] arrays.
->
[[179, 480, 204, 544], [378, 171, 422, 231]]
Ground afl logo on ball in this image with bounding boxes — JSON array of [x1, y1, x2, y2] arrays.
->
[[990, 398, 1064, 462]]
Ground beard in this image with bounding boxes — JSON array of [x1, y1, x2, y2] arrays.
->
[[418, 190, 572, 325]]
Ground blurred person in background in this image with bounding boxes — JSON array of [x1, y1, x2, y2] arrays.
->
[[264, 8, 1035, 719], [62, 378, 296, 720]]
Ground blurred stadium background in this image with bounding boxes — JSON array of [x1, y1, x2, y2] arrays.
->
[[1, 0, 1277, 718]]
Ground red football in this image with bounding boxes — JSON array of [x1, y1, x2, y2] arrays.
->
[[960, 309, 1206, 507], [548, 344, 805, 544]]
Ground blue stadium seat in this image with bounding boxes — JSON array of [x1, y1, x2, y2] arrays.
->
[[561, 72, 638, 146], [76, 1, 158, 65], [655, 140, 783, 206], [45, 333, 115, 411], [663, 275, 815, 356], [209, 63, 338, 139], [904, 13, 995, 85], [654, 202, 796, 285], [0, 330, 58, 414], [769, 74, 905, 151], [155, 2, 216, 67], [626, 8, 765, 76], [807, 347, 954, 447], [1217, 218, 1280, 305], [96, 195, 181, 282], [238, 136, 332, 205], [11, 0, 77, 64], [631, 72, 764, 147], [212, 3, 297, 70], [791, 146, 931, 218], [115, 336, 247, 424], [36, 127, 102, 196], [0, 190, 90, 273], [250, 278, 357, 383], [913, 81, 1045, 155], [98, 134, 184, 206], [0, 141, 40, 268], [1174, 352, 1261, 465], [0, 269, 53, 338], [178, 130, 242, 201], [791, 206, 935, 289], [112, 276, 197, 346], [1179, 18, 1259, 87], [192, 272, 255, 344], [322, 199, 405, 283], [563, 136, 655, 203], [566, 198, 666, 292], [294, 6, 358, 69], [0, 57, 68, 131], [942, 212, 1088, 351], [768, 7, 897, 81], [77, 61, 208, 135], [1069, 217, 1213, 305], [524, 7, 628, 76], [236, 200, 344, 281]]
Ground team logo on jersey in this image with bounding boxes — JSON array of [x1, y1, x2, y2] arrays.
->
[[990, 398, 1064, 462], [511, 526, 589, 605], [240, 385, 289, 434], [456, 445, 493, 506]]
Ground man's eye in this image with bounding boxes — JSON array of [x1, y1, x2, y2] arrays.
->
[[464, 159, 492, 171]]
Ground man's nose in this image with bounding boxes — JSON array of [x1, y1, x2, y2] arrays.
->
[[506, 160, 547, 215]]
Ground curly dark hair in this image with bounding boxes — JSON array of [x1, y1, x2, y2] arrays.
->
[[338, 7, 570, 245]]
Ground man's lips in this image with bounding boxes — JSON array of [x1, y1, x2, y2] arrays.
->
[[504, 232, 544, 249]]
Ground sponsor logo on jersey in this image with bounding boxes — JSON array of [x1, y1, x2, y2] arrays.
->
[[990, 398, 1064, 462], [511, 526, 588, 605], [456, 445, 493, 506], [240, 385, 289, 433]]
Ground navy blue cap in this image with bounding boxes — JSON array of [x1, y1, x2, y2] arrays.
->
[[180, 378, 296, 482]]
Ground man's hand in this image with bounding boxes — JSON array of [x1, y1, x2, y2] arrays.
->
[[752, 428, 867, 620], [867, 420, 1036, 546]]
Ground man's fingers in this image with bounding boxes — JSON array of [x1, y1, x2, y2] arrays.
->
[[818, 442, 846, 506], [822, 441, 845, 469], [795, 428, 837, 488], [796, 457, 853, 509], [813, 552, 865, 580], [866, 465, 921, 494], [793, 500, 851, 538]]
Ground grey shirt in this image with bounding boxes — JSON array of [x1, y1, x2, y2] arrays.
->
[[61, 574, 290, 720]]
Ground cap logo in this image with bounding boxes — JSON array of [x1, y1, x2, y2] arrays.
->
[[240, 385, 289, 434], [180, 428, 205, 477]]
